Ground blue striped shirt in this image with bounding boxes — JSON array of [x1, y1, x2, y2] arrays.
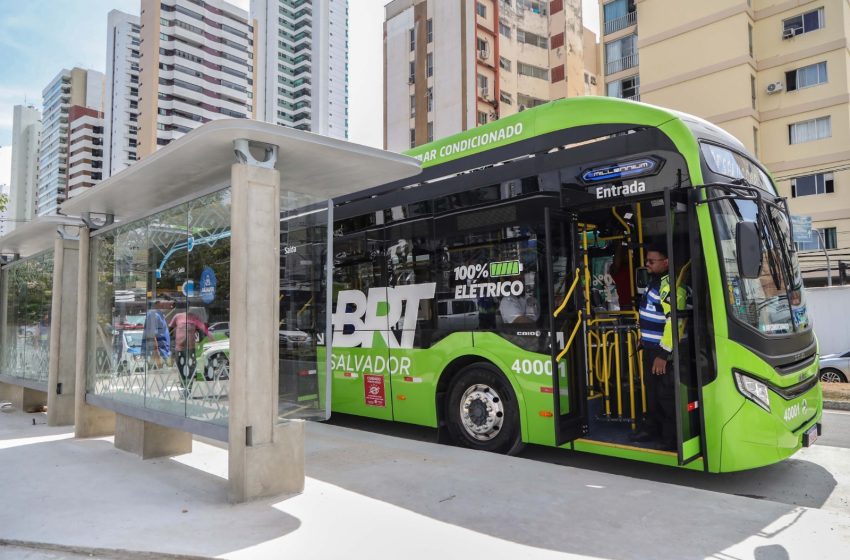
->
[[639, 278, 665, 347]]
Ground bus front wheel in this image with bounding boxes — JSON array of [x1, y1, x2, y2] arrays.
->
[[446, 363, 524, 455]]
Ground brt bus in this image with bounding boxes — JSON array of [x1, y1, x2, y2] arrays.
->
[[322, 97, 822, 472]]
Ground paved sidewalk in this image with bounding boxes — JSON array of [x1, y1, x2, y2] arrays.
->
[[1, 409, 849, 560]]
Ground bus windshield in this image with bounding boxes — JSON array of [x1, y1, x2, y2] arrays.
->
[[702, 144, 810, 335]]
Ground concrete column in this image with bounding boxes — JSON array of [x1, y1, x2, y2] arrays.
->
[[114, 413, 192, 459], [228, 161, 305, 503], [0, 384, 44, 411], [46, 238, 79, 426], [73, 227, 115, 438]]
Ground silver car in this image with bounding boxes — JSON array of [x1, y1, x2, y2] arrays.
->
[[819, 350, 850, 383]]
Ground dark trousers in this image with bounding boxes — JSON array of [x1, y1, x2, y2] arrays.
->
[[641, 345, 676, 446], [176, 351, 197, 390]]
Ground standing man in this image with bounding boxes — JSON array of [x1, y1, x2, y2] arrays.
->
[[630, 243, 685, 450]]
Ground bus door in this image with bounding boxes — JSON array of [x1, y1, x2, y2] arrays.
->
[[664, 188, 704, 465], [545, 208, 589, 445]]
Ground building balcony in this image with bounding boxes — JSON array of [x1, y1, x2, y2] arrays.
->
[[604, 11, 637, 35], [606, 53, 639, 75]]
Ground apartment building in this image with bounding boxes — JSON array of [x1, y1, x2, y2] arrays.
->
[[8, 104, 41, 231], [104, 10, 141, 178], [252, 0, 349, 139], [36, 68, 104, 217], [66, 106, 105, 198], [384, 0, 598, 153], [137, 0, 256, 158], [598, 0, 850, 285]]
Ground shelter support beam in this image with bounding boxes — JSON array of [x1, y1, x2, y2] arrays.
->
[[228, 142, 304, 503], [46, 238, 80, 425], [73, 227, 115, 438], [114, 413, 192, 459]]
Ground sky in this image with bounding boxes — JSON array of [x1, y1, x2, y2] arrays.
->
[[0, 0, 600, 186]]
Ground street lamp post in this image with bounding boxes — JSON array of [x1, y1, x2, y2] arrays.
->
[[815, 229, 833, 287]]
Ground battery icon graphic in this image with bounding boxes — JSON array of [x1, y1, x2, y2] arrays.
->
[[489, 260, 521, 277]]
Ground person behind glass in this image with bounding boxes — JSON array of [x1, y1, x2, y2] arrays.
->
[[630, 244, 685, 450], [141, 299, 172, 368], [36, 313, 50, 351], [170, 308, 209, 393]]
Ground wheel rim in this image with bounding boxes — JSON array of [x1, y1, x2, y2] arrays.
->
[[821, 370, 842, 383], [459, 383, 504, 441]]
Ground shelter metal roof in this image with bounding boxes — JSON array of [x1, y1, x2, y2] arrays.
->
[[60, 119, 421, 219], [0, 216, 82, 259]]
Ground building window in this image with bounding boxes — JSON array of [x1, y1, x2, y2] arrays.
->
[[477, 74, 488, 90], [499, 56, 512, 71], [427, 52, 433, 77], [605, 34, 637, 75], [603, 0, 636, 35], [748, 23, 753, 57], [427, 19, 433, 43], [797, 227, 837, 251], [427, 121, 433, 142], [410, 128, 416, 148], [792, 172, 834, 197], [517, 61, 548, 80], [476, 2, 487, 18], [517, 93, 546, 109], [477, 38, 489, 58], [409, 61, 415, 84], [753, 126, 759, 156], [517, 0, 547, 15], [786, 61, 828, 91], [426, 88, 433, 112], [499, 22, 511, 38], [789, 116, 831, 144], [409, 28, 415, 51], [751, 75, 756, 109], [477, 111, 488, 125], [783, 7, 824, 37], [516, 29, 548, 49], [410, 95, 416, 118], [499, 91, 513, 105], [607, 75, 639, 99]]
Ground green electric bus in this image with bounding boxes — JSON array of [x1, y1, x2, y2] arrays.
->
[[321, 97, 821, 473]]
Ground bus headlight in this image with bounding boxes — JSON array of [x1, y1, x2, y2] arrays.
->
[[734, 371, 771, 412]]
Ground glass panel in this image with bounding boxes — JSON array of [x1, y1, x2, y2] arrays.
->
[[1, 251, 54, 384], [280, 192, 329, 421]]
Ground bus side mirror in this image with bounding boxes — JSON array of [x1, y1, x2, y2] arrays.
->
[[736, 221, 762, 279], [635, 267, 649, 294]]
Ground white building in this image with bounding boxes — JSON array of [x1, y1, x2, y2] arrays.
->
[[66, 106, 105, 198], [8, 104, 41, 230], [138, 0, 255, 158], [104, 10, 141, 178], [36, 68, 104, 216], [252, 0, 349, 139]]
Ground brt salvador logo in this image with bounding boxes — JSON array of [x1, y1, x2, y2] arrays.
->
[[332, 283, 436, 349]]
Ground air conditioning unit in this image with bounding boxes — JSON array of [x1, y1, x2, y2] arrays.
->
[[782, 27, 799, 39], [590, 76, 597, 85], [766, 82, 784, 94], [480, 87, 489, 98]]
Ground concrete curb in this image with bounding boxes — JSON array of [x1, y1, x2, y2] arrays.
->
[[824, 399, 850, 411], [0, 539, 213, 560]]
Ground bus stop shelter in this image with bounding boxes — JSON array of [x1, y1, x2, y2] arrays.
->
[[56, 119, 420, 502], [0, 216, 82, 425]]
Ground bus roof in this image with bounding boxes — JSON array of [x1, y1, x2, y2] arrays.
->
[[404, 96, 747, 170]]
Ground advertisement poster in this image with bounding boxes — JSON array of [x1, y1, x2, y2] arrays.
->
[[364, 374, 386, 407]]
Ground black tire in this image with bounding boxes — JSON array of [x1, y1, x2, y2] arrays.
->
[[819, 368, 847, 383], [205, 353, 230, 381], [445, 363, 524, 455]]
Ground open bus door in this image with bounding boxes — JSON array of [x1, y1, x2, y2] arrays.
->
[[545, 208, 589, 445], [664, 188, 705, 466]]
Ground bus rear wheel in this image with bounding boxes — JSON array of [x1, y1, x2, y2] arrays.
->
[[446, 364, 524, 455]]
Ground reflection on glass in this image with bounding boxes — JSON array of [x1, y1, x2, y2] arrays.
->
[[1, 251, 54, 384], [88, 190, 232, 426]]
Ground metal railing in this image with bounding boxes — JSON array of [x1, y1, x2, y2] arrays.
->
[[604, 11, 637, 35], [606, 53, 639, 75]]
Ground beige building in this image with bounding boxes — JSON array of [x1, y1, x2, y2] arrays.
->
[[66, 106, 104, 198], [384, 0, 599, 152], [599, 0, 850, 284], [138, 0, 256, 158]]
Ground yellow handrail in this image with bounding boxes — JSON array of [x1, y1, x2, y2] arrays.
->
[[556, 310, 583, 363], [554, 268, 580, 318]]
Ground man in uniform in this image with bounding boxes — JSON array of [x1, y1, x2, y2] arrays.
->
[[630, 244, 686, 450]]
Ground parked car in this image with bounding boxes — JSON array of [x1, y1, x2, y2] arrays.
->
[[819, 350, 850, 383], [200, 338, 230, 381]]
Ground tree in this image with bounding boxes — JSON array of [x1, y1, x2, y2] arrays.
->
[[0, 192, 8, 213]]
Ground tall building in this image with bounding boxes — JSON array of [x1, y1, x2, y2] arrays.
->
[[104, 10, 141, 178], [8, 104, 41, 230], [598, 0, 850, 284], [137, 0, 256, 158], [252, 0, 349, 139], [383, 0, 598, 153], [66, 106, 105, 198], [36, 68, 104, 217]]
